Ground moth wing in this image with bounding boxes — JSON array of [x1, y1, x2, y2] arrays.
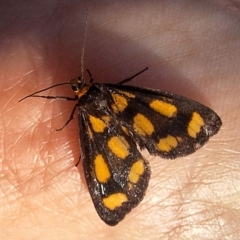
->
[[106, 84, 222, 159], [78, 86, 150, 226]]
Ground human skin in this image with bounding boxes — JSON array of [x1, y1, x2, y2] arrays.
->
[[1, 1, 240, 239]]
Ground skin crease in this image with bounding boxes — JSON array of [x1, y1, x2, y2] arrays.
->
[[1, 0, 240, 239]]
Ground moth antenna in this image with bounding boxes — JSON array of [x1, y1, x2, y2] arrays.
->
[[80, 6, 89, 78]]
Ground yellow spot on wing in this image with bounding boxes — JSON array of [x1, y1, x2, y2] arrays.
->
[[133, 113, 154, 136], [111, 94, 128, 113], [101, 115, 110, 125], [158, 135, 178, 152], [150, 100, 177, 117], [87, 125, 93, 139], [128, 160, 145, 184], [94, 154, 111, 183], [108, 136, 129, 159], [121, 126, 130, 135], [89, 115, 107, 133], [103, 193, 128, 210], [118, 90, 135, 98], [188, 112, 204, 138]]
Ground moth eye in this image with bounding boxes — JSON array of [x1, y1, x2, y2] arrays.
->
[[71, 84, 79, 92]]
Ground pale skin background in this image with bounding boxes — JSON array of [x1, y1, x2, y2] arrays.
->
[[1, 0, 240, 239]]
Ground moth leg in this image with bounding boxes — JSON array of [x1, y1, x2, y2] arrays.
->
[[56, 103, 78, 131], [86, 67, 148, 85], [118, 67, 148, 85], [30, 95, 77, 101], [75, 153, 81, 167], [86, 69, 94, 83]]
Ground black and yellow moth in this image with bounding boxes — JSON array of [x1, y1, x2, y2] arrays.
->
[[19, 68, 222, 226]]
